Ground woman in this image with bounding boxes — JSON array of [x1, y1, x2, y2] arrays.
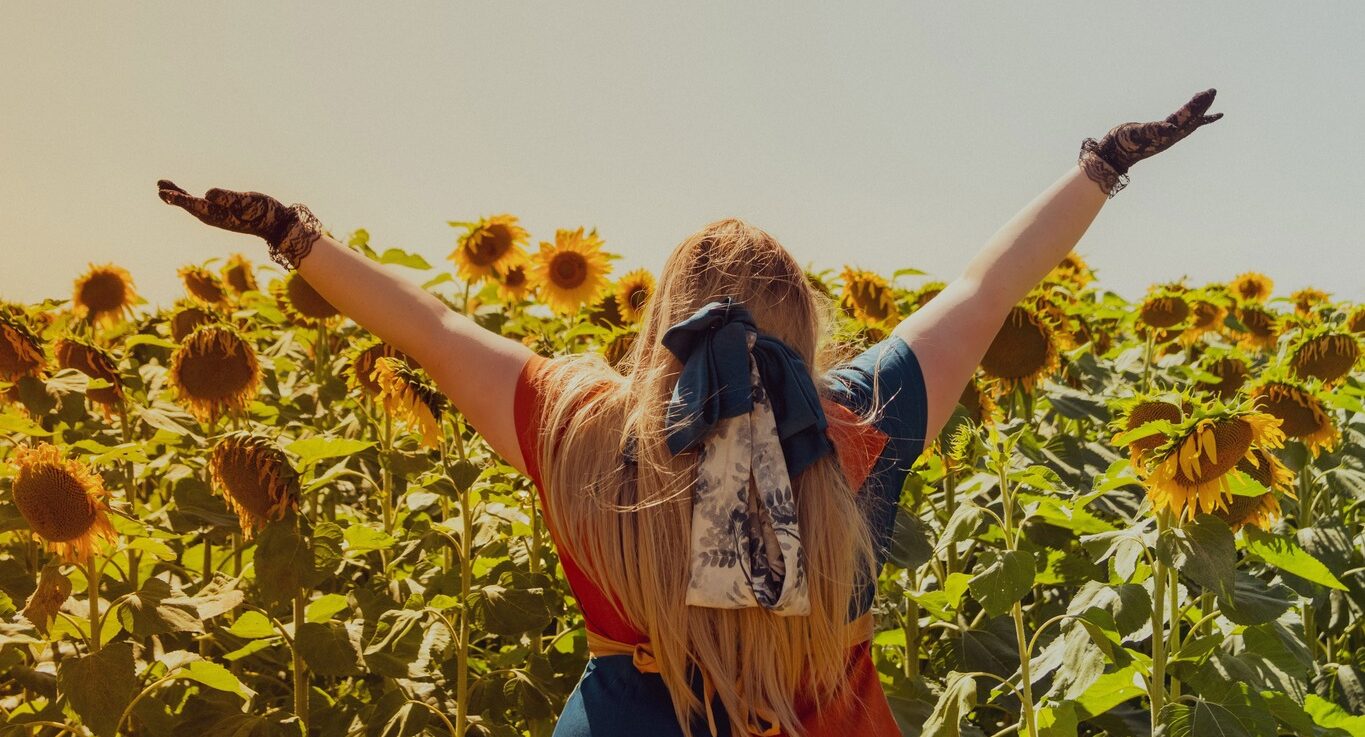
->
[[157, 88, 1222, 736]]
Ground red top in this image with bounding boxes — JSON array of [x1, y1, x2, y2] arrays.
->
[[513, 353, 903, 736]]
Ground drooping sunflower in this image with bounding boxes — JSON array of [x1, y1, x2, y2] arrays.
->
[[587, 292, 624, 329], [221, 253, 259, 295], [979, 304, 1060, 394], [1234, 303, 1281, 351], [169, 300, 219, 342], [1048, 251, 1094, 290], [957, 376, 997, 425], [1112, 395, 1185, 470], [603, 328, 638, 374], [448, 214, 531, 284], [495, 263, 534, 303], [1287, 326, 1361, 385], [178, 264, 229, 305], [208, 432, 300, 538], [273, 272, 340, 327], [1195, 353, 1250, 400], [1250, 379, 1339, 457], [1290, 287, 1330, 319], [1348, 305, 1365, 335], [373, 356, 448, 448], [8, 442, 118, 563], [54, 336, 123, 410], [1144, 408, 1285, 522], [1215, 448, 1293, 532], [529, 227, 613, 315], [1139, 287, 1191, 330], [72, 263, 140, 327], [1182, 295, 1229, 345], [912, 281, 947, 311], [839, 267, 900, 326], [0, 313, 46, 382], [168, 324, 262, 424], [615, 269, 656, 323], [1230, 272, 1273, 303]]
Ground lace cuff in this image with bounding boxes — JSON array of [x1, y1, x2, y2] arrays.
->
[[267, 203, 325, 271], [1078, 138, 1130, 198]]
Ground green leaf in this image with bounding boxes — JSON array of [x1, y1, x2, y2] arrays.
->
[[937, 503, 985, 552], [1243, 526, 1349, 590], [921, 672, 976, 737], [297, 621, 363, 677], [969, 550, 1035, 617], [306, 593, 350, 623], [344, 523, 397, 554], [286, 437, 375, 465], [117, 577, 205, 636], [1073, 666, 1146, 718], [57, 642, 137, 737], [1037, 701, 1079, 737], [375, 248, 431, 270], [907, 572, 972, 622], [1157, 515, 1236, 597], [1217, 571, 1295, 626], [255, 518, 341, 605], [1158, 700, 1254, 737], [227, 611, 278, 639], [183, 659, 256, 700], [1304, 694, 1365, 736], [474, 583, 553, 636]]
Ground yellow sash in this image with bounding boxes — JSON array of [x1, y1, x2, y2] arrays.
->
[[585, 612, 875, 737]]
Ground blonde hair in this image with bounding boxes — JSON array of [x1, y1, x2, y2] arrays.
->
[[533, 218, 882, 736]]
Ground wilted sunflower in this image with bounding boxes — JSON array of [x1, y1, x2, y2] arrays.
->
[[178, 264, 228, 305], [1251, 380, 1339, 457], [1348, 306, 1365, 335], [8, 442, 117, 563], [1139, 288, 1191, 330], [1196, 353, 1249, 400], [1287, 327, 1360, 385], [1215, 448, 1293, 531], [1230, 272, 1273, 303], [1113, 396, 1185, 470], [1290, 287, 1329, 318], [839, 267, 900, 326], [603, 328, 638, 373], [345, 337, 412, 396], [221, 253, 259, 295], [448, 214, 531, 284], [615, 269, 656, 323], [1048, 251, 1094, 290], [72, 263, 140, 327], [373, 356, 448, 448], [530, 227, 613, 315], [1182, 298, 1228, 344], [1234, 303, 1281, 351], [979, 305, 1059, 394], [912, 281, 947, 310], [208, 432, 300, 538], [273, 272, 340, 326], [54, 336, 123, 410], [495, 263, 534, 303], [0, 313, 46, 382], [1145, 408, 1285, 522], [169, 300, 219, 342], [169, 324, 262, 424]]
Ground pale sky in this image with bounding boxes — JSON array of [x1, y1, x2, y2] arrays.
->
[[3, 2, 1363, 312]]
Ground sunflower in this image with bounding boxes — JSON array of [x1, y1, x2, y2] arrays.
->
[[54, 336, 123, 410], [1145, 409, 1285, 522], [345, 337, 412, 396], [495, 263, 534, 303], [1139, 289, 1191, 330], [1182, 297, 1228, 344], [979, 305, 1060, 394], [208, 432, 300, 538], [373, 356, 448, 448], [1113, 396, 1185, 470], [1234, 303, 1280, 351], [1196, 354, 1249, 400], [72, 263, 140, 327], [912, 282, 947, 310], [805, 271, 834, 299], [221, 253, 259, 295], [1216, 447, 1293, 532], [957, 376, 997, 425], [273, 272, 340, 326], [603, 328, 638, 373], [169, 324, 262, 424], [448, 214, 531, 283], [1250, 380, 1339, 457], [1048, 251, 1094, 290], [839, 267, 900, 326], [1348, 306, 1365, 335], [1071, 316, 1114, 356], [178, 264, 228, 305], [1230, 272, 1273, 303], [169, 301, 219, 342], [0, 313, 46, 382], [587, 292, 625, 329], [615, 269, 656, 323], [1287, 327, 1360, 385], [8, 442, 117, 563], [530, 227, 613, 315], [1291, 287, 1330, 318]]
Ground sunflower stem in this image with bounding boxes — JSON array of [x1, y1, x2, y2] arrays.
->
[[86, 556, 102, 654], [456, 414, 472, 737], [1299, 468, 1320, 662], [379, 411, 394, 574], [1150, 510, 1171, 724], [1168, 564, 1181, 700], [1141, 331, 1156, 393], [293, 585, 310, 732], [995, 432, 1037, 737]]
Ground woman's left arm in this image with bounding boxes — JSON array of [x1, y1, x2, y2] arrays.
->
[[891, 88, 1224, 443]]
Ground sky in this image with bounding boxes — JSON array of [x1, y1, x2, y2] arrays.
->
[[3, 2, 1363, 313]]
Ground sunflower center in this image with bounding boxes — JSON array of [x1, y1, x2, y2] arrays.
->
[[981, 308, 1050, 380], [1170, 418, 1253, 486], [505, 267, 527, 288], [176, 336, 257, 403], [13, 466, 98, 542], [1126, 401, 1183, 459], [1141, 297, 1189, 329], [1256, 387, 1322, 438], [468, 225, 513, 267], [79, 272, 128, 314], [1291, 335, 1359, 384], [550, 252, 589, 290], [1214, 492, 1269, 527], [1191, 301, 1222, 329]]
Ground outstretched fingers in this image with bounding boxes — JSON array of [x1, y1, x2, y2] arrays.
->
[[1166, 88, 1218, 128]]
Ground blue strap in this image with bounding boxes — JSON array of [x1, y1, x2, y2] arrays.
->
[[660, 297, 834, 479]]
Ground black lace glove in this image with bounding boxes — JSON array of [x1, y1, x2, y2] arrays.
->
[[1080, 88, 1224, 197], [156, 180, 326, 270]]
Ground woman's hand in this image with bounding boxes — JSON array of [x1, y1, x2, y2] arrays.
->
[[1080, 88, 1224, 196], [156, 180, 324, 269]]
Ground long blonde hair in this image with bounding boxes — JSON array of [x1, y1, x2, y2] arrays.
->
[[533, 218, 882, 736]]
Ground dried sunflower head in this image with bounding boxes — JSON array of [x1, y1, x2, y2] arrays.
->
[[374, 356, 448, 448], [54, 335, 123, 410], [8, 442, 118, 563], [169, 324, 262, 425], [208, 431, 300, 538], [1286, 326, 1360, 386]]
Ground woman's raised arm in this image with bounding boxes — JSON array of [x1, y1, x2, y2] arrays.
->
[[156, 182, 535, 475], [891, 88, 1224, 444]]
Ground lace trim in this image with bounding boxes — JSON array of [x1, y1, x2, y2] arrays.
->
[[268, 203, 325, 271], [1078, 138, 1129, 198]]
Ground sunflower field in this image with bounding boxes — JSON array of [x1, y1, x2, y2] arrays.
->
[[2, 218, 1364, 737]]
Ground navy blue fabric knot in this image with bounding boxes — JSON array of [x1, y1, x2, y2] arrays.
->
[[659, 297, 834, 479]]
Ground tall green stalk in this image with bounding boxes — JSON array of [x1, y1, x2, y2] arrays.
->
[[994, 432, 1037, 737], [1149, 510, 1171, 722]]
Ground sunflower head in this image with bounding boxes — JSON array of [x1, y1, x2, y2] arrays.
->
[[208, 432, 300, 538], [72, 263, 140, 327], [1145, 407, 1285, 522], [169, 300, 220, 343], [530, 227, 613, 315], [1231, 272, 1274, 303], [221, 253, 260, 295], [1250, 379, 1339, 457], [1287, 326, 1361, 386], [373, 356, 448, 448], [1111, 393, 1186, 469], [979, 303, 1060, 395], [0, 313, 47, 382], [1290, 287, 1330, 318], [1234, 303, 1281, 351], [169, 324, 262, 425], [54, 336, 123, 409], [1194, 351, 1250, 400], [1213, 490, 1283, 533], [615, 269, 656, 323], [804, 271, 835, 299], [178, 264, 229, 305], [838, 267, 901, 326], [495, 263, 534, 303], [345, 337, 412, 396], [8, 443, 117, 563], [1048, 251, 1094, 290], [1139, 288, 1192, 330], [1348, 306, 1365, 335], [272, 272, 340, 327], [448, 214, 531, 283]]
